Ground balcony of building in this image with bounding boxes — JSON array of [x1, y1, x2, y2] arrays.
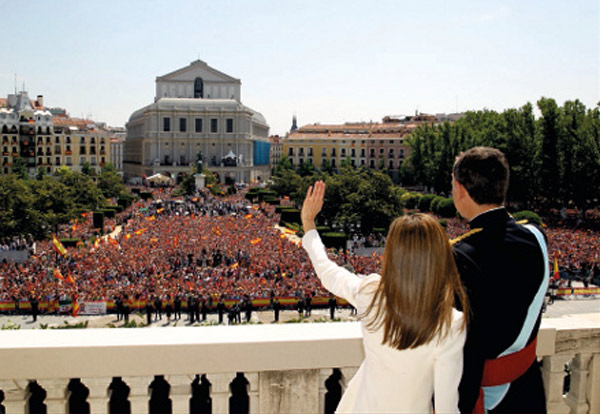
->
[[0, 315, 598, 414]]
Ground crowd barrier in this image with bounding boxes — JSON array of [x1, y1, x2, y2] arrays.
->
[[0, 296, 350, 316]]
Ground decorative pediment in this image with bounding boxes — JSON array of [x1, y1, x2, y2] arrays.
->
[[156, 60, 240, 84]]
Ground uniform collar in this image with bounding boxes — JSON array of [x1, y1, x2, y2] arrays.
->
[[469, 206, 510, 229]]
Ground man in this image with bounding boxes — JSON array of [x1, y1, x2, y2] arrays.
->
[[328, 294, 337, 320], [272, 298, 281, 323], [452, 147, 548, 413]]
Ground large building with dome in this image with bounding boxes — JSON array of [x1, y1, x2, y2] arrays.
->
[[123, 60, 271, 183]]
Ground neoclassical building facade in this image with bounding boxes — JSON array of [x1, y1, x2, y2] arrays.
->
[[124, 60, 270, 183]]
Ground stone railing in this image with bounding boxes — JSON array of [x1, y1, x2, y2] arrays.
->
[[0, 315, 598, 414]]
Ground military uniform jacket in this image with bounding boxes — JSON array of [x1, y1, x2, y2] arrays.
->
[[453, 208, 547, 413]]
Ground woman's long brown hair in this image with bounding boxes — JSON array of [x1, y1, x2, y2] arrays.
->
[[363, 213, 469, 350]]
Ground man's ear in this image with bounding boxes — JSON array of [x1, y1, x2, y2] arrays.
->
[[453, 180, 467, 200]]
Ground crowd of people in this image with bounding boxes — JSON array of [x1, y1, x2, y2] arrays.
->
[[0, 235, 34, 252], [0, 186, 598, 316], [0, 188, 380, 313]]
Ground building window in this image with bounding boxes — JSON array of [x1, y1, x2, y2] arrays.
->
[[360, 148, 365, 157], [80, 156, 86, 164], [91, 137, 95, 144], [331, 159, 336, 168], [379, 148, 384, 154], [321, 148, 327, 157], [194, 77, 204, 98], [308, 148, 313, 156], [55, 136, 60, 144], [331, 148, 336, 157], [210, 119, 218, 133], [299, 148, 304, 156], [370, 160, 375, 168], [80, 146, 86, 155], [195, 119, 203, 133], [389, 148, 394, 157], [351, 148, 356, 157], [180, 118, 187, 132], [55, 157, 60, 165], [91, 156, 96, 165], [370, 149, 375, 157], [226, 118, 233, 133], [389, 160, 394, 169], [288, 147, 294, 156], [80, 137, 85, 143], [163, 118, 171, 132]]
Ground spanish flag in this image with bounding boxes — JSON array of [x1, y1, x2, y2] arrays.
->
[[250, 238, 262, 246], [125, 234, 132, 240], [145, 215, 156, 221], [67, 273, 76, 284], [553, 253, 560, 281], [157, 208, 165, 214], [72, 294, 80, 317], [52, 236, 67, 256], [135, 228, 147, 236], [244, 213, 253, 219], [173, 236, 178, 248], [231, 262, 239, 269], [93, 238, 100, 249], [108, 237, 119, 247], [53, 268, 64, 281]]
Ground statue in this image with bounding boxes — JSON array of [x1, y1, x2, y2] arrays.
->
[[195, 150, 203, 174]]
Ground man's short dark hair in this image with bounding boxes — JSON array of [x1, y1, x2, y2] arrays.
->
[[453, 147, 509, 205]]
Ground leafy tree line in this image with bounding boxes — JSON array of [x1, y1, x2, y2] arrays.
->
[[0, 162, 127, 239], [271, 160, 404, 235], [402, 98, 600, 210]]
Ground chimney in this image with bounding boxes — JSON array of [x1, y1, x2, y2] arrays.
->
[[7, 94, 17, 108], [36, 95, 44, 108]]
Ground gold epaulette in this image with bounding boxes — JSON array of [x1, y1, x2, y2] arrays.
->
[[516, 219, 528, 225], [450, 228, 482, 245]]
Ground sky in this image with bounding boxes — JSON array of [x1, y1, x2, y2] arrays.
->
[[0, 0, 597, 135]]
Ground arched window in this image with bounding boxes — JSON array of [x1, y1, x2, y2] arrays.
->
[[194, 77, 204, 98]]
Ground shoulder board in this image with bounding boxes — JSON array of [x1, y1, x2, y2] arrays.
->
[[450, 228, 482, 245], [515, 219, 528, 225]]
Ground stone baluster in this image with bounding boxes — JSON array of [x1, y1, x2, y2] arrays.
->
[[80, 377, 111, 413], [318, 368, 331, 413], [165, 374, 193, 414], [122, 375, 152, 414], [37, 378, 69, 414], [0, 379, 29, 414], [541, 355, 572, 414], [341, 367, 359, 392], [587, 353, 600, 414], [207, 372, 236, 414], [565, 353, 592, 414], [258, 369, 318, 414], [246, 372, 259, 414]]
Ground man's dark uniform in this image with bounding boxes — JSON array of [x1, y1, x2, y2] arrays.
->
[[453, 208, 547, 413]]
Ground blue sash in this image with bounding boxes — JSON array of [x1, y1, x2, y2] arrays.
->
[[483, 224, 549, 411]]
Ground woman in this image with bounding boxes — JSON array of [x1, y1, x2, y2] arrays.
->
[[301, 181, 468, 413]]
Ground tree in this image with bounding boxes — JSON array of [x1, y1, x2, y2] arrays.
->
[[320, 158, 334, 174], [180, 173, 196, 196], [537, 98, 561, 205], [11, 157, 28, 180], [0, 174, 38, 237], [29, 177, 74, 236], [59, 170, 104, 211], [98, 164, 126, 199], [81, 161, 92, 176], [35, 167, 46, 180]]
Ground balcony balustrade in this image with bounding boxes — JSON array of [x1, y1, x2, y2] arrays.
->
[[0, 316, 598, 414]]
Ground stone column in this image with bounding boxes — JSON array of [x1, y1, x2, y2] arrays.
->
[[207, 372, 236, 414], [565, 353, 592, 414], [37, 378, 69, 414], [80, 377, 111, 414], [122, 376, 152, 414], [587, 353, 600, 414], [541, 355, 571, 414], [246, 372, 259, 414], [0, 379, 29, 414], [165, 374, 193, 414], [318, 368, 331, 414]]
